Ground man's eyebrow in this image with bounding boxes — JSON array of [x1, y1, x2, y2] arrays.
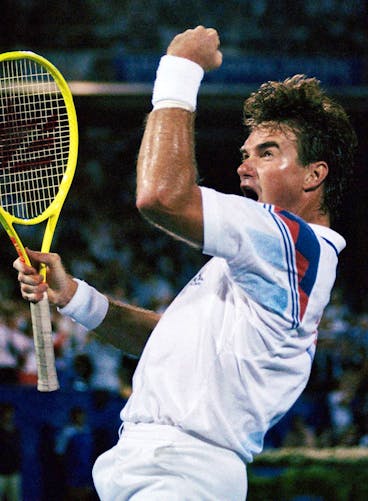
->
[[257, 141, 280, 151], [240, 141, 280, 155]]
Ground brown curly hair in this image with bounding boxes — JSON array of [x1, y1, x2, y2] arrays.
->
[[243, 74, 357, 217]]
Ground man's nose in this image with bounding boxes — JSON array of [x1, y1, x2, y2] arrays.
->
[[237, 158, 256, 177]]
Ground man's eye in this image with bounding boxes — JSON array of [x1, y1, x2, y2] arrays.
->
[[262, 150, 273, 157]]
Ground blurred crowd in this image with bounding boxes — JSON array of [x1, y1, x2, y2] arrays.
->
[[1, 122, 368, 470], [2, 283, 368, 453], [265, 288, 368, 450], [2, 1, 366, 57], [0, 1, 366, 85], [0, 2, 367, 500], [0, 300, 139, 396]]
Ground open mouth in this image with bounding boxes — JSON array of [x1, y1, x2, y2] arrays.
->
[[242, 186, 259, 201]]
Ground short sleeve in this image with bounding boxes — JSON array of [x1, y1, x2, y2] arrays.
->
[[199, 186, 332, 328]]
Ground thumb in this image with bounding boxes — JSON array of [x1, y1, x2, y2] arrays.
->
[[24, 248, 43, 267], [25, 248, 62, 271]]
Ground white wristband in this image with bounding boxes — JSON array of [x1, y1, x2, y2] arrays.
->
[[152, 55, 204, 112], [57, 279, 109, 331]]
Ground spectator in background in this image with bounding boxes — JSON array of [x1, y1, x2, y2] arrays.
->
[[0, 303, 33, 385], [53, 315, 92, 388], [71, 354, 94, 392], [118, 354, 138, 400], [282, 414, 317, 448], [0, 403, 22, 501], [13, 25, 358, 500], [55, 406, 95, 501], [83, 338, 122, 394], [327, 369, 359, 445]]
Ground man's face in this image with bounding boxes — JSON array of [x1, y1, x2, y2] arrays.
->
[[237, 125, 307, 211]]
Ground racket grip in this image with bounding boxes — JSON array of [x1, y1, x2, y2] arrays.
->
[[30, 294, 59, 392]]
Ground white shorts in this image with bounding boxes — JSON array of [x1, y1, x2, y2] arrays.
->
[[92, 422, 247, 501]]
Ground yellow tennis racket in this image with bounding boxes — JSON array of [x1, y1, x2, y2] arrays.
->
[[0, 51, 78, 391]]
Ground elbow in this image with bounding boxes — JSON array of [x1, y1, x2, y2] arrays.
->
[[136, 191, 156, 213], [136, 188, 172, 220], [136, 197, 157, 220]]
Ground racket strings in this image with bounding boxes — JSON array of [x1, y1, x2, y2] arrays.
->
[[0, 58, 70, 219]]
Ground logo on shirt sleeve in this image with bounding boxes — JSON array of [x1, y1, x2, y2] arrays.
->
[[189, 271, 204, 286]]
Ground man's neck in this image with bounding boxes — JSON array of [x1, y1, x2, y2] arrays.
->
[[298, 205, 330, 227], [289, 192, 330, 227]]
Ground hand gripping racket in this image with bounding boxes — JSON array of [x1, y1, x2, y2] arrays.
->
[[0, 52, 78, 391]]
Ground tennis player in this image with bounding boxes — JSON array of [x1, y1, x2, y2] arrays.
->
[[14, 26, 357, 500]]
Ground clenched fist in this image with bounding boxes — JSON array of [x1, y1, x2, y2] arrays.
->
[[167, 25, 222, 72]]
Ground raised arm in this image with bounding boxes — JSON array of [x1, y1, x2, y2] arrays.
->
[[13, 250, 160, 356], [136, 26, 222, 248]]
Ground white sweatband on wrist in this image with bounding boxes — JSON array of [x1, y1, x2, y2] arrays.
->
[[152, 55, 204, 112], [57, 279, 109, 331]]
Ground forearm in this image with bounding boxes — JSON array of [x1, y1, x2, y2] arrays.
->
[[137, 27, 222, 215], [58, 279, 161, 357], [92, 298, 161, 356], [137, 107, 197, 206], [136, 108, 203, 246]]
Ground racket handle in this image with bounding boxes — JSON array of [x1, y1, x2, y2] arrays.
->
[[30, 294, 59, 392]]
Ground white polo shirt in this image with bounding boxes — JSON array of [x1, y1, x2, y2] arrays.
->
[[121, 187, 345, 461]]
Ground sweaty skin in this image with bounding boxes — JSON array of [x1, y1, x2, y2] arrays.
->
[[13, 26, 330, 356], [238, 125, 329, 226], [136, 28, 329, 250], [136, 27, 223, 248]]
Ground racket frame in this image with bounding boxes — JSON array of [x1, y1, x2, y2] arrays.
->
[[0, 51, 78, 269], [0, 51, 79, 391]]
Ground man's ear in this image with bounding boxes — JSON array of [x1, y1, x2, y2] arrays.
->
[[304, 161, 328, 192]]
